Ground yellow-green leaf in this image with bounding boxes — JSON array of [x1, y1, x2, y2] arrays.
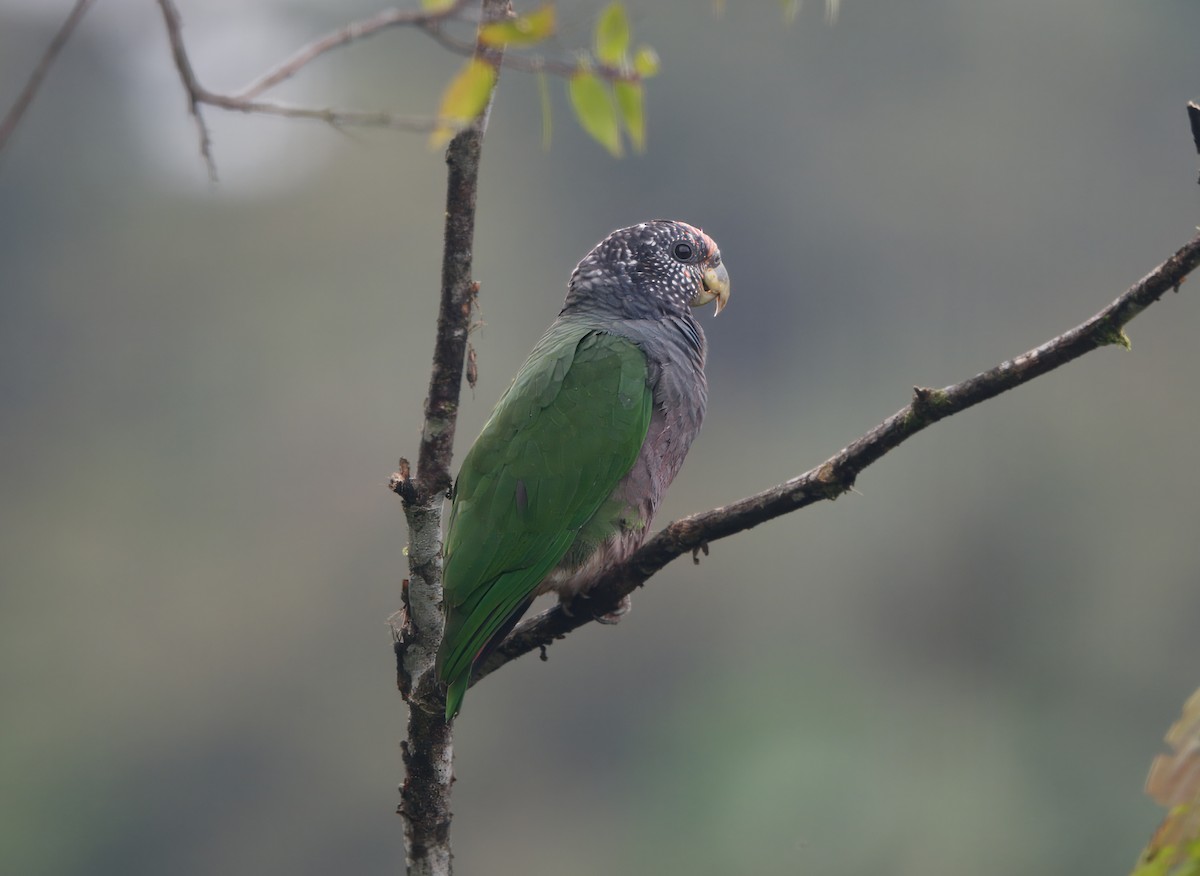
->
[[613, 80, 644, 152], [594, 2, 630, 67], [478, 4, 556, 47], [779, 0, 800, 24], [422, 0, 456, 11], [632, 45, 660, 78], [1131, 687, 1200, 876], [568, 71, 622, 157], [429, 58, 496, 150]]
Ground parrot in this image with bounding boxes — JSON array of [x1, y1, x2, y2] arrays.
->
[[436, 220, 730, 721]]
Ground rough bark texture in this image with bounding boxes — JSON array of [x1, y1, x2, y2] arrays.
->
[[393, 124, 480, 876], [392, 129, 477, 876], [394, 4, 508, 874], [415, 127, 485, 502], [398, 705, 455, 876]]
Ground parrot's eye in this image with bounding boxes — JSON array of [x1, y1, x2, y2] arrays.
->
[[672, 241, 694, 262]]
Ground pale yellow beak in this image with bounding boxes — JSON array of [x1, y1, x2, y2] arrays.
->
[[692, 262, 731, 315]]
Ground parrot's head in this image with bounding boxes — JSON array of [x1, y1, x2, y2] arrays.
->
[[564, 220, 730, 321]]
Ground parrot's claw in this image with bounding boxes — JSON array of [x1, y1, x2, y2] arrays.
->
[[559, 593, 632, 624], [595, 595, 632, 625]]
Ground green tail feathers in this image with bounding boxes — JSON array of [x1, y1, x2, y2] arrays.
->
[[444, 674, 468, 723]]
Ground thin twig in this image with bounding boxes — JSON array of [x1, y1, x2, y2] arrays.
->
[[155, 0, 217, 180], [420, 20, 642, 80], [235, 0, 474, 100], [155, 0, 450, 179], [0, 0, 96, 154], [7, 0, 645, 173], [200, 94, 439, 132], [472, 228, 1200, 684], [236, 0, 645, 97]]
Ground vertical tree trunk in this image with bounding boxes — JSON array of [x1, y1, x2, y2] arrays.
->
[[394, 3, 508, 873]]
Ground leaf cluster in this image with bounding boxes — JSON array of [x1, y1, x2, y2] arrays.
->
[[431, 2, 659, 155]]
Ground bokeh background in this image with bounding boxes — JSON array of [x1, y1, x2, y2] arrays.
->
[[3, 0, 1200, 873]]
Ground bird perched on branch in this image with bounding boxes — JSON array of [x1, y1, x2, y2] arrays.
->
[[437, 220, 730, 720]]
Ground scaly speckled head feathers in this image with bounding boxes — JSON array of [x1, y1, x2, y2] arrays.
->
[[563, 220, 730, 321]]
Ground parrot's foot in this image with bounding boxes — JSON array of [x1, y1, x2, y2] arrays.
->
[[595, 597, 631, 624], [559, 593, 632, 624], [594, 594, 632, 625]]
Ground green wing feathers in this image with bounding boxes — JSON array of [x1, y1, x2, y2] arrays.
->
[[439, 326, 652, 719]]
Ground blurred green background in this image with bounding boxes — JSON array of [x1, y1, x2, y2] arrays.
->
[[3, 1, 1199, 873]]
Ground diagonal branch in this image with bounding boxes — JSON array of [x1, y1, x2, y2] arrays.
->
[[0, 0, 96, 154], [234, 1, 474, 100], [472, 228, 1200, 685], [234, 1, 654, 95], [419, 20, 643, 80], [186, 95, 441, 132], [154, 0, 456, 180]]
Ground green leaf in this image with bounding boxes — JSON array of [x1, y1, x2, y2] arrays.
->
[[594, 2, 630, 66], [632, 45, 660, 78], [568, 71, 622, 157], [478, 4, 556, 47], [422, 0, 457, 11], [613, 80, 644, 153], [429, 58, 497, 150]]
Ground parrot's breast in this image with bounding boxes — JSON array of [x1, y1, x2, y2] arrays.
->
[[539, 313, 708, 600]]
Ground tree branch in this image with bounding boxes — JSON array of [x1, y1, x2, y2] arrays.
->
[[390, 2, 508, 873], [155, 0, 217, 180], [472, 228, 1200, 685], [234, 1, 474, 101], [3, 1, 654, 174], [0, 0, 96, 155], [419, 20, 644, 80], [155, 0, 457, 181]]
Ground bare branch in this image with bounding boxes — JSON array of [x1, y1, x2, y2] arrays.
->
[[155, 0, 451, 179], [155, 0, 218, 180], [0, 0, 96, 155], [6, 0, 649, 173], [196, 94, 439, 132], [472, 228, 1200, 685], [234, 1, 474, 101], [228, 0, 646, 107]]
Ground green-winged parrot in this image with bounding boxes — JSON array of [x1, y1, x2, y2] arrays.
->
[[437, 220, 730, 720]]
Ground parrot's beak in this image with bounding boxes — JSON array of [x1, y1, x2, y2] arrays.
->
[[693, 262, 731, 316]]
